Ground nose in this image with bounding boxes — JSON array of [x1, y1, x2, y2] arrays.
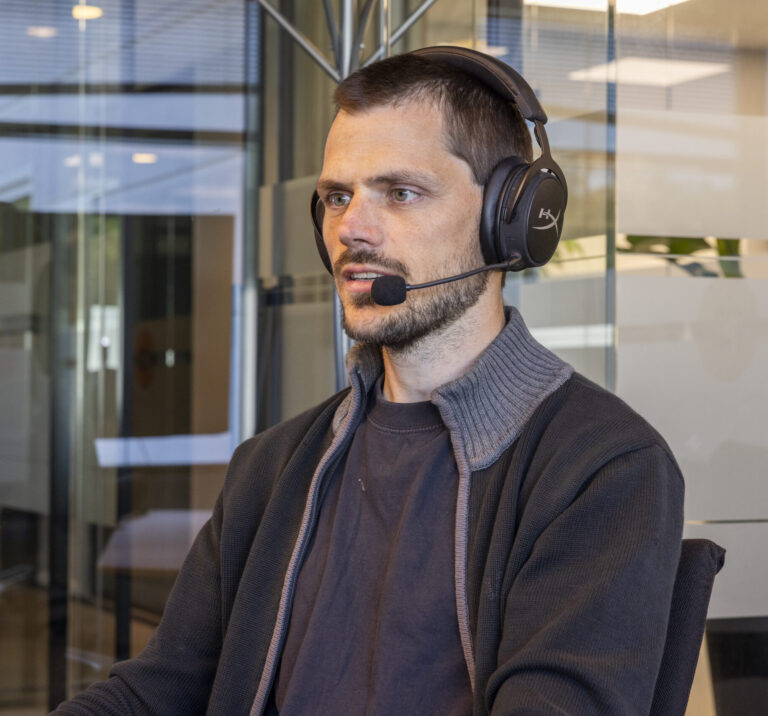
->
[[328, 192, 383, 252]]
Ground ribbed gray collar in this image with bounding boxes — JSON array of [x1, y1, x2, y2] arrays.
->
[[333, 307, 573, 472]]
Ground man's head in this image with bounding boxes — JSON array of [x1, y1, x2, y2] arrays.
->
[[317, 52, 532, 351]]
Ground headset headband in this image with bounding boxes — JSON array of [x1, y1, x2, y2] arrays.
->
[[408, 46, 566, 204], [409, 46, 548, 124]]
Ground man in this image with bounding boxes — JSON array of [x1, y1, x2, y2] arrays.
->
[[54, 48, 683, 715]]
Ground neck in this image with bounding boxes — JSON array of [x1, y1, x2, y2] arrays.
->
[[381, 289, 506, 403]]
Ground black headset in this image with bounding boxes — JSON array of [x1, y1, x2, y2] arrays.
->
[[310, 45, 567, 275]]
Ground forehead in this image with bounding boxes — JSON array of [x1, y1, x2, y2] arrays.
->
[[320, 100, 473, 184]]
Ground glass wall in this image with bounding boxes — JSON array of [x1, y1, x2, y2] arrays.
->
[[2, 1, 763, 714], [0, 0, 250, 709], [612, 1, 768, 713], [509, 1, 614, 389]]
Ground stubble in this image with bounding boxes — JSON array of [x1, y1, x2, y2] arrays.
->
[[334, 245, 489, 353]]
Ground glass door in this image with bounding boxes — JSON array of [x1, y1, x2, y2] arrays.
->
[[0, 1, 252, 709]]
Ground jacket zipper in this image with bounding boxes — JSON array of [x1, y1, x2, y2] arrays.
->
[[249, 382, 363, 716]]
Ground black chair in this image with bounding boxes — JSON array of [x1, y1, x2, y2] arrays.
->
[[650, 538, 726, 716]]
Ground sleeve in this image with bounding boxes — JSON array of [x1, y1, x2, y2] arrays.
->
[[487, 444, 685, 715], [50, 490, 225, 716]]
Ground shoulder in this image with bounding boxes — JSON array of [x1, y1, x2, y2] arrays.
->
[[541, 372, 676, 457], [506, 373, 684, 542], [517, 371, 684, 492], [224, 389, 351, 494]]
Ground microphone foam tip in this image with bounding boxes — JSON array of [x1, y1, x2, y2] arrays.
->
[[371, 275, 407, 306]]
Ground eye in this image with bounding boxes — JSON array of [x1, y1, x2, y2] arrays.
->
[[326, 192, 350, 208], [390, 188, 419, 203]]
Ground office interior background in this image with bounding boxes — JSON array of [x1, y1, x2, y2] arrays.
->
[[0, 0, 766, 713]]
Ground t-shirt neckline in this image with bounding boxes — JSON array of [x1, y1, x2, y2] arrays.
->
[[366, 375, 443, 432]]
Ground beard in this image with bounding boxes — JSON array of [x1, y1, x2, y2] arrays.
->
[[334, 244, 489, 352]]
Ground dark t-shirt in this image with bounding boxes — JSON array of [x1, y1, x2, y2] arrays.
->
[[274, 380, 472, 715]]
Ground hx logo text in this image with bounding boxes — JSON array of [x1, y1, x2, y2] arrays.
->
[[532, 207, 560, 237]]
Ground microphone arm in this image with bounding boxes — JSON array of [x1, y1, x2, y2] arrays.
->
[[370, 255, 522, 307], [405, 257, 520, 291]]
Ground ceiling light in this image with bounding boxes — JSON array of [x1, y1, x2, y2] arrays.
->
[[569, 57, 730, 87], [64, 155, 82, 167], [27, 26, 59, 39], [72, 5, 103, 20], [618, 0, 689, 12], [524, 0, 690, 15], [132, 153, 157, 164], [523, 0, 608, 12], [525, 0, 606, 10]]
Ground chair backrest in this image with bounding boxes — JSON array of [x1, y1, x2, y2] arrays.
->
[[650, 538, 726, 716]]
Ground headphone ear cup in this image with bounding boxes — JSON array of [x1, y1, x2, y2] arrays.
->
[[310, 191, 333, 274], [480, 157, 528, 266], [502, 164, 566, 268]]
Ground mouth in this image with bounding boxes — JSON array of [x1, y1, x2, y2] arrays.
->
[[340, 264, 398, 294]]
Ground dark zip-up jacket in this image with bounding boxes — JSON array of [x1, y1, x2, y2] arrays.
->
[[53, 309, 684, 715]]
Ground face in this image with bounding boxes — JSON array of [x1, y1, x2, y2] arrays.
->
[[317, 99, 490, 350]]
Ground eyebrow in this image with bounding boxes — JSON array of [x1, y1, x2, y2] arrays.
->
[[316, 170, 441, 195]]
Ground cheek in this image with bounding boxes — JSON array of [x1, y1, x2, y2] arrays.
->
[[437, 201, 482, 254], [441, 180, 482, 227], [321, 220, 341, 261], [321, 235, 335, 267], [401, 201, 480, 269], [322, 212, 336, 241]]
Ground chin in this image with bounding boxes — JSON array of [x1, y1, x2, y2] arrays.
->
[[342, 269, 491, 349], [341, 305, 393, 340]]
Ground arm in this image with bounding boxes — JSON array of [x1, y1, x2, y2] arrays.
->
[[488, 444, 684, 715], [50, 393, 345, 716], [51, 492, 225, 716]]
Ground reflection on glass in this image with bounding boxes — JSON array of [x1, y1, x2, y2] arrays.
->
[[0, 2, 245, 710], [614, 0, 768, 711]]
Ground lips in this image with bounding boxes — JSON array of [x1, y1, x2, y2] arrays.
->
[[338, 264, 397, 296]]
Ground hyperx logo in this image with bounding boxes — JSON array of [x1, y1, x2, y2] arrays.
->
[[532, 207, 561, 237]]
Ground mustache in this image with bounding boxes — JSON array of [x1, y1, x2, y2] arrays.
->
[[333, 248, 409, 280]]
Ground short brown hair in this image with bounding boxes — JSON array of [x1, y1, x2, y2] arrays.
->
[[333, 52, 533, 186]]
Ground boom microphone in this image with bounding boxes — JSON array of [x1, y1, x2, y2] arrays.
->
[[370, 257, 521, 307]]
